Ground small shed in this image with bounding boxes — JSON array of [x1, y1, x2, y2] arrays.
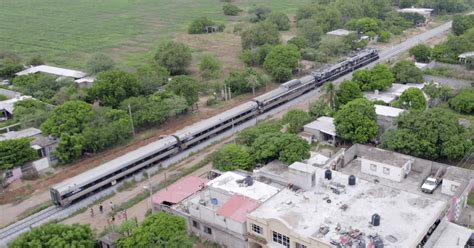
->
[[458, 51, 474, 64], [97, 231, 122, 248], [360, 147, 414, 182], [303, 116, 337, 145]]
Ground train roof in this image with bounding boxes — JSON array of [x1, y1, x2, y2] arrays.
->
[[52, 136, 178, 194], [174, 101, 258, 140], [300, 75, 315, 84], [253, 87, 288, 103]]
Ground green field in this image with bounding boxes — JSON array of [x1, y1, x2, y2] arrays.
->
[[0, 0, 310, 70]]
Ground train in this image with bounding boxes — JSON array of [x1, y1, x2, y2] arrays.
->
[[50, 48, 379, 206]]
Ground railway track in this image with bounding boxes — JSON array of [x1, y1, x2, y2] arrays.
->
[[0, 206, 63, 241]]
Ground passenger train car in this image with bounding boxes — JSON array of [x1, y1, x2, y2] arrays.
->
[[50, 48, 379, 206]]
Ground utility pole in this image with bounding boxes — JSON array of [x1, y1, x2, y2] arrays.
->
[[128, 103, 135, 137]]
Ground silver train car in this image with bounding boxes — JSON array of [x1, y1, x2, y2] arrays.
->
[[50, 49, 379, 206]]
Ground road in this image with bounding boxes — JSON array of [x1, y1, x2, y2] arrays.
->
[[0, 20, 453, 247]]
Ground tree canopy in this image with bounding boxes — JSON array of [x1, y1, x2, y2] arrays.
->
[[392, 60, 424, 84], [297, 19, 323, 48], [266, 12, 290, 31], [41, 100, 93, 137], [334, 98, 378, 144], [12, 74, 72, 103], [282, 109, 311, 134], [0, 51, 22, 78], [236, 121, 282, 146], [309, 100, 334, 119], [117, 212, 192, 248], [0, 138, 38, 170], [393, 88, 427, 110], [224, 68, 267, 96], [381, 108, 472, 160], [248, 6, 272, 22], [135, 64, 170, 95], [154, 41, 192, 75], [452, 15, 474, 36], [167, 76, 199, 107], [199, 54, 222, 79], [241, 22, 280, 49], [409, 44, 432, 63], [263, 44, 301, 82], [352, 64, 395, 91], [336, 80, 363, 107], [212, 144, 256, 171], [9, 223, 95, 248], [449, 89, 474, 114], [86, 70, 141, 108], [86, 53, 115, 74], [223, 4, 242, 16], [251, 132, 310, 164], [14, 99, 52, 128]]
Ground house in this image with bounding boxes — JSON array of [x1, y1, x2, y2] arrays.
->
[[364, 83, 426, 105], [303, 117, 337, 145], [152, 176, 209, 211], [15, 65, 87, 79], [0, 127, 58, 159], [0, 95, 33, 121], [326, 29, 355, 37], [0, 88, 21, 99], [442, 166, 474, 222], [247, 166, 447, 248], [374, 104, 405, 133], [360, 147, 414, 182], [458, 51, 474, 64], [397, 7, 434, 24]]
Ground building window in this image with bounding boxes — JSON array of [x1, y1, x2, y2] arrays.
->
[[370, 164, 377, 171], [383, 167, 390, 175], [251, 223, 263, 234], [311, 173, 316, 186], [295, 242, 307, 248], [272, 231, 290, 248], [451, 184, 459, 192], [204, 226, 212, 235], [192, 220, 200, 229]]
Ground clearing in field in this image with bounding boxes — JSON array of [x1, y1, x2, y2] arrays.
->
[[0, 0, 310, 69]]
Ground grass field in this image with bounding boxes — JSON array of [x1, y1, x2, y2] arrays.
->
[[0, 0, 310, 70]]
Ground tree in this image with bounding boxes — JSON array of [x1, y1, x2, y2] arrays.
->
[[212, 144, 255, 171], [322, 82, 337, 110], [117, 212, 192, 248], [241, 22, 280, 49], [136, 64, 170, 95], [392, 60, 423, 84], [309, 100, 334, 119], [0, 52, 23, 78], [249, 6, 272, 22], [287, 36, 308, 49], [282, 109, 310, 134], [52, 84, 86, 105], [423, 81, 453, 104], [27, 54, 44, 66], [336, 80, 363, 107], [14, 99, 52, 128], [352, 64, 394, 91], [9, 223, 95, 248], [154, 41, 192, 75], [409, 44, 432, 63], [12, 74, 70, 103], [168, 76, 199, 107], [86, 53, 115, 74], [251, 132, 310, 164], [263, 44, 301, 82], [266, 12, 290, 31], [346, 17, 380, 34], [298, 19, 323, 48], [378, 31, 391, 43], [86, 70, 141, 108], [0, 138, 38, 170], [394, 88, 426, 110], [223, 4, 242, 16], [381, 108, 471, 160], [199, 54, 222, 79], [41, 100, 93, 137], [55, 133, 85, 163], [224, 68, 267, 96], [449, 89, 474, 114], [236, 121, 282, 146], [452, 15, 474, 36], [334, 98, 378, 144], [318, 36, 351, 58]]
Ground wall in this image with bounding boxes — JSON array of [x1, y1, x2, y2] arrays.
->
[[189, 217, 248, 248], [441, 179, 461, 196], [288, 168, 315, 190], [360, 158, 404, 182]]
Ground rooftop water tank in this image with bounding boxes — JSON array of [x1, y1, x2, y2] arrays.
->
[[348, 175, 356, 186], [325, 169, 332, 180], [371, 213, 380, 226]]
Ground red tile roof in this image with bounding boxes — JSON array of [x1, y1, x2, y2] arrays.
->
[[216, 195, 260, 223], [152, 176, 208, 205]]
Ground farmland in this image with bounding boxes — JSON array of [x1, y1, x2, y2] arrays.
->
[[0, 0, 310, 69]]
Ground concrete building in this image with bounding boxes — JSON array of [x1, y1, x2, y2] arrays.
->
[[364, 83, 425, 105], [74, 76, 96, 87], [15, 65, 87, 79], [288, 162, 316, 190], [326, 29, 354, 37], [303, 117, 337, 145], [152, 176, 209, 211], [0, 95, 33, 121], [0, 88, 21, 99], [442, 166, 474, 223], [374, 104, 405, 133], [458, 51, 474, 64], [0, 127, 58, 159], [360, 147, 414, 182], [247, 167, 447, 248]]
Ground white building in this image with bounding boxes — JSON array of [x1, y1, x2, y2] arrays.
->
[[326, 29, 355, 37], [247, 167, 447, 248], [15, 65, 87, 79], [360, 147, 414, 182], [303, 117, 337, 145], [458, 51, 474, 64], [288, 162, 316, 190], [0, 95, 33, 121], [364, 83, 426, 105], [397, 7, 434, 24]]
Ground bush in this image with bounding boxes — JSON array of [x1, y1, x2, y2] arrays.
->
[[449, 89, 474, 114], [241, 22, 280, 49], [188, 17, 223, 34], [212, 144, 255, 171], [223, 4, 241, 16], [378, 31, 391, 43], [263, 44, 301, 82], [409, 44, 432, 63], [266, 12, 290, 31], [154, 41, 192, 75], [86, 53, 115, 75], [199, 55, 222, 79], [287, 36, 307, 49]]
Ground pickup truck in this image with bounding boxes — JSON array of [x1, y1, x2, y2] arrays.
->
[[421, 176, 442, 194]]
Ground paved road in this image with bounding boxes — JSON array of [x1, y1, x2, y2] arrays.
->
[[0, 21, 453, 247]]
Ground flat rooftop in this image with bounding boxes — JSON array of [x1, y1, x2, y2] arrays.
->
[[305, 152, 330, 167], [364, 83, 425, 104], [374, 105, 404, 118], [304, 116, 335, 136], [326, 29, 354, 36], [249, 167, 447, 247], [15, 65, 87, 79], [207, 171, 279, 202], [0, 127, 42, 141], [361, 147, 413, 168], [152, 176, 208, 205], [216, 195, 260, 223], [0, 95, 33, 114]]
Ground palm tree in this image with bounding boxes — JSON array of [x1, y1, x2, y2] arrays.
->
[[323, 82, 337, 109]]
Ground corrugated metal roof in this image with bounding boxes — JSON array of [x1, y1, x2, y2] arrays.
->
[[216, 195, 260, 223], [0, 95, 33, 114], [16, 65, 87, 79], [304, 116, 336, 136], [374, 105, 405, 118], [0, 127, 42, 141]]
